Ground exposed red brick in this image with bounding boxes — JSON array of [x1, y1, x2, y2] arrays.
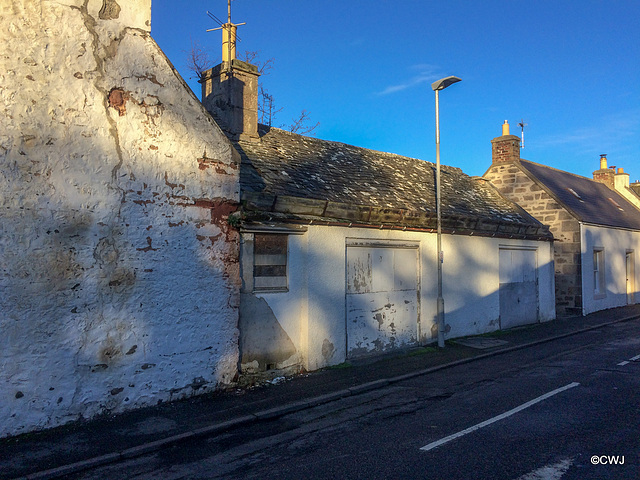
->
[[108, 88, 127, 116]]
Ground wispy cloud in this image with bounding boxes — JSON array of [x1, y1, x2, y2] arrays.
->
[[376, 64, 441, 95], [537, 110, 640, 154]]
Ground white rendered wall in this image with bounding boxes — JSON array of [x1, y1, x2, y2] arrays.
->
[[255, 225, 555, 370], [0, 0, 240, 437], [581, 224, 640, 315]]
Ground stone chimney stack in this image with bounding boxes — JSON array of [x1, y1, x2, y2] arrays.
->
[[200, 61, 260, 141], [199, 7, 259, 141], [491, 121, 521, 164], [592, 154, 616, 189]]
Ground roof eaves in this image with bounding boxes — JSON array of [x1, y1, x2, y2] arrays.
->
[[241, 191, 552, 240]]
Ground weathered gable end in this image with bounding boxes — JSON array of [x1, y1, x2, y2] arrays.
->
[[0, 0, 240, 438]]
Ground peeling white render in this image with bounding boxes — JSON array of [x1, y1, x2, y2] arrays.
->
[[245, 226, 555, 372], [0, 0, 240, 438]]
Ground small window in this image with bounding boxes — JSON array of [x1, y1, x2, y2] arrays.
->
[[253, 234, 288, 292], [593, 248, 605, 297], [567, 188, 583, 202]]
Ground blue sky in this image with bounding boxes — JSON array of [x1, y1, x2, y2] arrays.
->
[[151, 0, 640, 180]]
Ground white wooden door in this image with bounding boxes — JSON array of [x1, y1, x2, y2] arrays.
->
[[627, 252, 635, 305], [346, 246, 419, 358], [499, 248, 538, 329]]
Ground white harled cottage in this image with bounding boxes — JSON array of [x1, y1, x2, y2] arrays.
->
[[199, 52, 556, 375], [484, 122, 640, 317]]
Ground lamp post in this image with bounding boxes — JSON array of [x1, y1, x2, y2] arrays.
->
[[431, 75, 461, 348]]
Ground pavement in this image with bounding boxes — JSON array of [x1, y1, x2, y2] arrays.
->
[[2, 304, 640, 480]]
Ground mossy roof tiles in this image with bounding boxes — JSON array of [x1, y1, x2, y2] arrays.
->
[[236, 125, 551, 238]]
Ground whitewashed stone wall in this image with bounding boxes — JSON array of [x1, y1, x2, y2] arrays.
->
[[247, 225, 555, 372], [0, 0, 240, 437], [580, 224, 640, 315]]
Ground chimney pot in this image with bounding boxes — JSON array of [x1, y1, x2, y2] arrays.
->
[[502, 120, 510, 136], [618, 167, 624, 174], [599, 154, 608, 170]]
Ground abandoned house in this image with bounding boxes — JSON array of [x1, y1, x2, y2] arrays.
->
[[1, 0, 562, 440], [0, 0, 241, 437], [484, 122, 640, 316], [200, 52, 556, 374]]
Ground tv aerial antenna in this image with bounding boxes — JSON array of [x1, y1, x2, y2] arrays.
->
[[206, 0, 245, 73], [518, 119, 528, 148]]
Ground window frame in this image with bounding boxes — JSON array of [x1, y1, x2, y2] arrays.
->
[[252, 233, 289, 293], [240, 225, 306, 295], [593, 248, 606, 299]]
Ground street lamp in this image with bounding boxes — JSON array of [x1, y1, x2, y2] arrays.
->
[[431, 75, 461, 348]]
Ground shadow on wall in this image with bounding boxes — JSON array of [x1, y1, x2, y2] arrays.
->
[[239, 293, 297, 373], [583, 227, 640, 311], [235, 147, 552, 370], [0, 16, 241, 436], [0, 153, 240, 436]]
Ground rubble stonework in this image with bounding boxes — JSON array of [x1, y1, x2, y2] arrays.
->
[[0, 0, 240, 437], [484, 163, 582, 316]]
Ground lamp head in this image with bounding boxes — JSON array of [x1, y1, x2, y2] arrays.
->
[[431, 76, 461, 91]]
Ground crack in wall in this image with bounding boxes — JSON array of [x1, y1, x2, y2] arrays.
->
[[70, 1, 125, 185]]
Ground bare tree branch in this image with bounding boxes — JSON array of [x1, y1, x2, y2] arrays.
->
[[239, 50, 275, 76], [286, 110, 320, 136], [258, 85, 282, 126], [198, 49, 318, 134], [184, 37, 214, 79]]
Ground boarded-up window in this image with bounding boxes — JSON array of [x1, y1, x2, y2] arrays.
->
[[254, 234, 288, 291]]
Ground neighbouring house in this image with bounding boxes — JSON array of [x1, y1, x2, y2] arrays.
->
[[200, 58, 556, 374], [0, 0, 241, 438], [592, 156, 640, 209], [484, 121, 640, 317]]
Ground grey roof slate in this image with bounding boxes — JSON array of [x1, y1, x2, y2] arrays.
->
[[520, 160, 640, 230], [236, 125, 551, 238]]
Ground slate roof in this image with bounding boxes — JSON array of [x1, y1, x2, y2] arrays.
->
[[235, 125, 551, 239], [520, 160, 640, 230]]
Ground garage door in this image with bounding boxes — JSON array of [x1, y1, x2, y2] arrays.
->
[[346, 245, 419, 358], [499, 247, 538, 329]]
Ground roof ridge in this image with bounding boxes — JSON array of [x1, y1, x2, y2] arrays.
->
[[520, 159, 596, 183], [518, 158, 640, 230], [254, 125, 464, 172]]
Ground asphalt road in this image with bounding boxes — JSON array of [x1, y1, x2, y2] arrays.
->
[[69, 319, 640, 480]]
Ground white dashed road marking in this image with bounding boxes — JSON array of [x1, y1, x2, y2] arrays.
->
[[515, 458, 574, 480], [420, 383, 580, 452]]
